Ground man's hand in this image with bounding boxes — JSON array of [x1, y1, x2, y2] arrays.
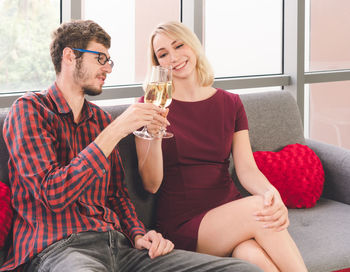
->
[[115, 103, 169, 138], [95, 103, 169, 158], [134, 230, 174, 259]]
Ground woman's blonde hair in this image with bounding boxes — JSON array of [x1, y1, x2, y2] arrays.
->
[[148, 21, 214, 87]]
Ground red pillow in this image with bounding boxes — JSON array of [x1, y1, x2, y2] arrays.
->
[[0, 181, 12, 248], [253, 143, 325, 208]]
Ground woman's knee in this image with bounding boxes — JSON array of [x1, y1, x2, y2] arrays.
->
[[233, 240, 279, 272], [232, 240, 261, 262]]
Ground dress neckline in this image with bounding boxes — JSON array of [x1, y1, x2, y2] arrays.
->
[[172, 88, 220, 104]]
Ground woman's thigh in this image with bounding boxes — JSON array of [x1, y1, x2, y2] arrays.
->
[[197, 195, 265, 256]]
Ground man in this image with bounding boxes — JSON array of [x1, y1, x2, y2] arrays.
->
[[1, 20, 262, 271]]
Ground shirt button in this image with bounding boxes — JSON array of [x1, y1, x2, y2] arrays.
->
[[102, 169, 106, 174]]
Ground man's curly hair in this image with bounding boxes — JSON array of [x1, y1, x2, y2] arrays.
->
[[50, 20, 111, 74]]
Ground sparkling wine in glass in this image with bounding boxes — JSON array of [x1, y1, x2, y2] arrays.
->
[[133, 66, 173, 139]]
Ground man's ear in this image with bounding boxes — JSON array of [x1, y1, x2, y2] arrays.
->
[[62, 47, 76, 66]]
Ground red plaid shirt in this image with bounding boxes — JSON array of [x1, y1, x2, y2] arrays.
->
[[1, 83, 146, 271]]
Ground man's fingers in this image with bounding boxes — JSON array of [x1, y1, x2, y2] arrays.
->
[[137, 238, 152, 250], [147, 231, 161, 258], [138, 231, 175, 259], [163, 240, 174, 255], [152, 234, 167, 258]]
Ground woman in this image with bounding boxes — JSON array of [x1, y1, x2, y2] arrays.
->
[[135, 21, 307, 272]]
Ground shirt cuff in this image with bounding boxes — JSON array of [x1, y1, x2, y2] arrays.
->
[[129, 228, 147, 246], [80, 142, 109, 178]]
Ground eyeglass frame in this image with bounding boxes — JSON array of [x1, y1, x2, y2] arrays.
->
[[71, 48, 114, 68]]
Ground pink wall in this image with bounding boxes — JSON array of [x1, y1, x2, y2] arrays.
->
[[309, 0, 350, 149], [135, 0, 180, 83]]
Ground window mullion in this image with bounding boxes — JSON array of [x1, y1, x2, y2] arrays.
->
[[283, 0, 305, 121], [61, 0, 82, 22]]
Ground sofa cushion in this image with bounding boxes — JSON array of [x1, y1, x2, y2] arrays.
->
[[253, 143, 325, 208], [289, 198, 350, 272]]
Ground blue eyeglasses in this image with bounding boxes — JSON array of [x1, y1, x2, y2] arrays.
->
[[72, 48, 114, 68]]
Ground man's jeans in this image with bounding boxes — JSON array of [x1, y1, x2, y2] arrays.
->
[[24, 230, 262, 272]]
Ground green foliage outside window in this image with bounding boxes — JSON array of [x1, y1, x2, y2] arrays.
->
[[0, 0, 60, 93]]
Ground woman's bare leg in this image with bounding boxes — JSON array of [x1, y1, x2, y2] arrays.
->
[[196, 196, 307, 272], [233, 239, 279, 272]]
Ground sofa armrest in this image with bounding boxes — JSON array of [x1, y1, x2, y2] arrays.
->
[[306, 138, 350, 205]]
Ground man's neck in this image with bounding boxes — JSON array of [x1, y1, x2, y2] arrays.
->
[[56, 76, 85, 124]]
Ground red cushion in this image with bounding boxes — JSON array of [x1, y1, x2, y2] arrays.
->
[[253, 143, 325, 208], [0, 181, 12, 248]]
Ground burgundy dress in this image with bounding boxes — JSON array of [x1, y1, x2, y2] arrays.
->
[[154, 88, 249, 251]]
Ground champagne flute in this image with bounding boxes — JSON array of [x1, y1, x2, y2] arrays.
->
[[133, 65, 173, 139], [156, 66, 173, 138]]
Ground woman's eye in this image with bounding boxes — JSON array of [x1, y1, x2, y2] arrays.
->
[[158, 53, 167, 58], [176, 44, 184, 49]]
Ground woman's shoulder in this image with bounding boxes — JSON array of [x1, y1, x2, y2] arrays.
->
[[216, 88, 242, 104]]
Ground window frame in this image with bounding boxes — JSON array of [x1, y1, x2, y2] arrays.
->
[[1, 0, 349, 139]]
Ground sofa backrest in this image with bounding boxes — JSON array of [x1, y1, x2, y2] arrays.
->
[[240, 90, 305, 152], [101, 105, 157, 229], [0, 90, 306, 229]]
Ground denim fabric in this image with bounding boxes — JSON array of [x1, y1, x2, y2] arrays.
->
[[24, 231, 262, 272]]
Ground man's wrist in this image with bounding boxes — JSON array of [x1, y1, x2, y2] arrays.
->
[[134, 234, 143, 244]]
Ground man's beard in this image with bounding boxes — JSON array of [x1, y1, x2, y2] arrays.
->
[[74, 59, 103, 96], [83, 85, 102, 96]]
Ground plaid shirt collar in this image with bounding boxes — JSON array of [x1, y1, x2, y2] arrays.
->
[[48, 82, 95, 123]]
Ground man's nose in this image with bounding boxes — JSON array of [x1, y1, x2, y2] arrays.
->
[[103, 63, 113, 73]]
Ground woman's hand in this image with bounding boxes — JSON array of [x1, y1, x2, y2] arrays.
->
[[147, 108, 169, 137], [254, 188, 289, 232], [134, 230, 174, 259]]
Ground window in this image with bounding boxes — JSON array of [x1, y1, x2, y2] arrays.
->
[[83, 0, 180, 87], [308, 81, 350, 149], [0, 0, 60, 93], [304, 0, 350, 149], [204, 0, 283, 78], [305, 0, 350, 72]]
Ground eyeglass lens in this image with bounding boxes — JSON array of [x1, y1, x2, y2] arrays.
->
[[98, 53, 114, 68]]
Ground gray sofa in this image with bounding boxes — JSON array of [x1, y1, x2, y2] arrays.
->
[[0, 90, 350, 271]]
